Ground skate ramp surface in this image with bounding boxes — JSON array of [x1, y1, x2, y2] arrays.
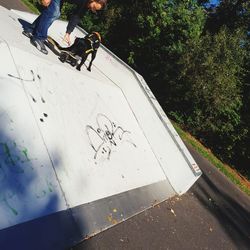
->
[[0, 6, 201, 250]]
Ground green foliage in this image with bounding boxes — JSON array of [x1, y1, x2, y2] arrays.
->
[[100, 0, 206, 109], [196, 0, 250, 173], [234, 35, 250, 175], [208, 0, 250, 32], [21, 0, 40, 14], [175, 28, 247, 162], [126, 0, 205, 69], [60, 2, 75, 21]]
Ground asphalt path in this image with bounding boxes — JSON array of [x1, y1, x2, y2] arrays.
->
[[0, 0, 30, 12], [74, 143, 250, 250], [1, 1, 250, 249]]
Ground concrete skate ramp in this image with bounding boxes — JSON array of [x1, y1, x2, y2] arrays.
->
[[0, 6, 201, 249]]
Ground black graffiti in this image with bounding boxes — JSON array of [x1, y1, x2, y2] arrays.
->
[[8, 68, 48, 122], [8, 70, 35, 82], [86, 114, 136, 160], [8, 70, 46, 104], [40, 113, 48, 123]]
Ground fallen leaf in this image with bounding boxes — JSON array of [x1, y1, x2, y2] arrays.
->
[[107, 215, 112, 222], [170, 208, 176, 216]]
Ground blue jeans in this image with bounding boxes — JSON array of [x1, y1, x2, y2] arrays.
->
[[32, 0, 61, 40]]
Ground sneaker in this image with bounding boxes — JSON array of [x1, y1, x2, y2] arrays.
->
[[22, 29, 33, 38], [30, 37, 48, 55]]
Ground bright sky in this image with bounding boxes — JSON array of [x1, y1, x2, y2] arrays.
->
[[209, 0, 220, 6]]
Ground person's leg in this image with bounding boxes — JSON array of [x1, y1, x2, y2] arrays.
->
[[30, 0, 61, 54], [33, 0, 61, 40]]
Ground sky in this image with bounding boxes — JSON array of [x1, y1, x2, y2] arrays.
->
[[203, 0, 220, 9], [209, 0, 220, 7]]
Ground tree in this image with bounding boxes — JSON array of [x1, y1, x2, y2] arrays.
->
[[104, 0, 205, 101], [175, 27, 247, 164], [234, 35, 250, 175], [201, 0, 250, 33]]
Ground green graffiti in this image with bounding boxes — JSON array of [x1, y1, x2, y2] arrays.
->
[[3, 143, 17, 166], [36, 190, 47, 199], [35, 179, 57, 199], [0, 141, 35, 173], [0, 141, 36, 216], [22, 148, 29, 161], [46, 179, 53, 192], [1, 142, 23, 173], [0, 192, 18, 216], [0, 164, 5, 181], [3, 198, 18, 216], [21, 148, 33, 169]]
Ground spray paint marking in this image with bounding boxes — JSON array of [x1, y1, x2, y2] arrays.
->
[[86, 114, 136, 160], [7, 69, 46, 104], [35, 178, 58, 199], [0, 141, 35, 173], [8, 70, 35, 82], [0, 141, 37, 215], [0, 191, 18, 216]]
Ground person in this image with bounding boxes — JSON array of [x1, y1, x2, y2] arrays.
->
[[23, 0, 107, 54]]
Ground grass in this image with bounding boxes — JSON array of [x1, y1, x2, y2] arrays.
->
[[173, 122, 250, 196], [21, 0, 40, 14]]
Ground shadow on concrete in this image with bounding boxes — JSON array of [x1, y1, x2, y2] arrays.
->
[[0, 111, 83, 249], [18, 18, 33, 30], [189, 146, 250, 249]]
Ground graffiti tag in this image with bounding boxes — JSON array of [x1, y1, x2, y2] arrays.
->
[[0, 140, 35, 173], [86, 114, 136, 160]]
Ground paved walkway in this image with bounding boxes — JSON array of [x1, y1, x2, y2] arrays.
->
[[0, 0, 30, 12], [73, 144, 250, 250]]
